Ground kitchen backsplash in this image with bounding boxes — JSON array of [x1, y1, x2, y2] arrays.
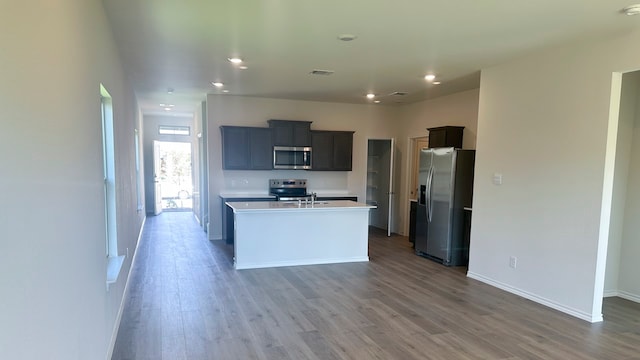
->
[[223, 170, 349, 193]]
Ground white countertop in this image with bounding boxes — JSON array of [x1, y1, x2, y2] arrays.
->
[[220, 192, 357, 199], [226, 200, 375, 212], [313, 193, 358, 198], [219, 192, 275, 199]]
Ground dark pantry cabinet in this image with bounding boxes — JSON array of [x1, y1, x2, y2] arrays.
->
[[268, 120, 312, 147], [220, 126, 273, 170], [310, 130, 354, 171]]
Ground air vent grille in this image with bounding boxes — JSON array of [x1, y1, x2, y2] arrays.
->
[[310, 69, 335, 76]]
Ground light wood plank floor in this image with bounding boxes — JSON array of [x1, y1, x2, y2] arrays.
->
[[112, 212, 640, 360]]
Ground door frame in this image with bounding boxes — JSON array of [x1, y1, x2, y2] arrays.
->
[[404, 135, 429, 236], [366, 138, 395, 236]]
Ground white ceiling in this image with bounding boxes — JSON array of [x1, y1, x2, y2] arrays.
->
[[103, 0, 640, 117]]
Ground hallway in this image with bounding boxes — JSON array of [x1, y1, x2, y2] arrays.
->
[[112, 212, 640, 360]]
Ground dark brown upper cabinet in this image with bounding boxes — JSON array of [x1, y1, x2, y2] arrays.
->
[[268, 120, 312, 147], [220, 126, 273, 170], [427, 126, 464, 148], [310, 130, 354, 171]]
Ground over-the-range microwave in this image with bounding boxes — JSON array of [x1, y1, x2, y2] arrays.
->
[[273, 146, 312, 170]]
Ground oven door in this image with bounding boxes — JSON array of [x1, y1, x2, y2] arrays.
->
[[273, 146, 312, 169]]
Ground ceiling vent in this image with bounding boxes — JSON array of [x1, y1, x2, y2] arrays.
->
[[310, 69, 335, 76], [390, 91, 408, 96]]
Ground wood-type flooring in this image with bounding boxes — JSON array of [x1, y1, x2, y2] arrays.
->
[[112, 212, 640, 360]]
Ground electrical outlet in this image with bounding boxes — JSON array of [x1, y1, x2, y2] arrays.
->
[[509, 256, 517, 269]]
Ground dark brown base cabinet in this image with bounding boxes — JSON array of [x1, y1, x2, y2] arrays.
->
[[311, 131, 354, 171], [220, 126, 273, 170], [409, 200, 417, 245]]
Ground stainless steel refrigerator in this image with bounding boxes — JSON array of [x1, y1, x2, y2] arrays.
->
[[415, 147, 475, 266]]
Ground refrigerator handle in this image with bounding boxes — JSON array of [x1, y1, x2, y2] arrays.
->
[[427, 166, 434, 222]]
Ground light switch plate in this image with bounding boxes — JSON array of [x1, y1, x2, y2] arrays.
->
[[492, 173, 503, 185]]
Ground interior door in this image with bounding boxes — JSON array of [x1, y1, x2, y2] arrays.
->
[[153, 140, 163, 215]]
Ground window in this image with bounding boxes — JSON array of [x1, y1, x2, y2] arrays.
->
[[101, 84, 123, 286], [134, 129, 143, 211], [159, 125, 190, 136]]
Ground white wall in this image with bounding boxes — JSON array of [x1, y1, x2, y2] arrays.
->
[[468, 29, 640, 322], [604, 72, 639, 295], [618, 83, 640, 301], [0, 1, 144, 358], [207, 95, 399, 240]]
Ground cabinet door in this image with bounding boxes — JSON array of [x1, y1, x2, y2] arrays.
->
[[409, 201, 417, 244], [428, 129, 447, 148], [271, 125, 292, 146], [427, 126, 464, 148], [292, 122, 311, 146], [220, 126, 249, 169], [268, 120, 311, 146], [311, 131, 333, 170], [249, 128, 273, 169], [332, 132, 353, 170]]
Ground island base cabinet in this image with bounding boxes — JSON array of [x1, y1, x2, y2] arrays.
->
[[233, 209, 370, 269]]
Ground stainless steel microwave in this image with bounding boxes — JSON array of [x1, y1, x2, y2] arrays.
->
[[273, 146, 312, 169]]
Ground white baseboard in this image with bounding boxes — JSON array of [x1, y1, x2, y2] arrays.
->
[[467, 271, 603, 323], [617, 291, 640, 303], [106, 216, 146, 360], [601, 289, 640, 303]]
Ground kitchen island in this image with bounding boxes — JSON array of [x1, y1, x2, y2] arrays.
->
[[225, 200, 375, 270]]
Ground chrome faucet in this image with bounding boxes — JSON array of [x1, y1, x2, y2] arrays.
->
[[311, 192, 317, 204]]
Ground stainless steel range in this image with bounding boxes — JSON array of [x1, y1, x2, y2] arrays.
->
[[269, 179, 313, 201]]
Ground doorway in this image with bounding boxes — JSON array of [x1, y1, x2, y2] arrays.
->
[[153, 141, 193, 211], [367, 139, 394, 236]]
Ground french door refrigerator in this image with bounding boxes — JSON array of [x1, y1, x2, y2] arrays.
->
[[416, 147, 475, 266]]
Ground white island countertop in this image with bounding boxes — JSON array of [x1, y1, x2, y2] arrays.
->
[[226, 200, 374, 212]]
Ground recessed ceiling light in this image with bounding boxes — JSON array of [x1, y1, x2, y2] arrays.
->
[[424, 74, 436, 82], [622, 4, 640, 15], [374, 100, 381, 104], [337, 34, 357, 41], [167, 88, 174, 94], [164, 107, 172, 111], [159, 103, 175, 107], [239, 66, 248, 70], [366, 93, 376, 99], [432, 81, 441, 85], [228, 57, 243, 63], [212, 82, 224, 87], [222, 90, 230, 93]]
